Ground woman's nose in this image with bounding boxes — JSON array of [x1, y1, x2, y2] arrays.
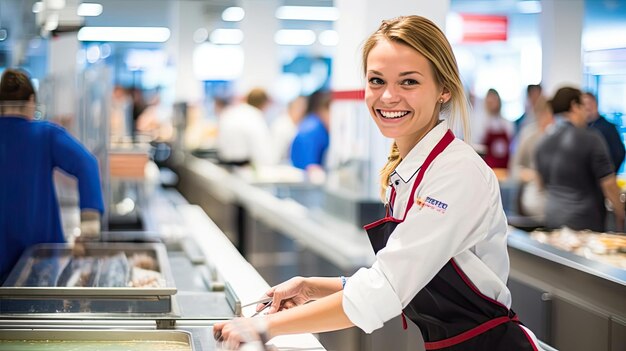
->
[[381, 86, 400, 103]]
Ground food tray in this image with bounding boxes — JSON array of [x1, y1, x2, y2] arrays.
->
[[0, 242, 177, 314], [0, 329, 194, 351]]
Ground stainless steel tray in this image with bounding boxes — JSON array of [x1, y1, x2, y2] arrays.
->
[[0, 329, 194, 350], [0, 243, 177, 314], [1, 242, 177, 296]]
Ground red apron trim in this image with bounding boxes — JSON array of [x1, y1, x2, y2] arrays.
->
[[364, 129, 455, 232], [402, 130, 454, 222], [363, 217, 402, 230], [401, 313, 408, 330], [424, 316, 517, 350], [449, 259, 509, 312], [517, 324, 540, 351]]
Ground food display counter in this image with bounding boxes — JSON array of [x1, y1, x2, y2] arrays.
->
[[507, 229, 625, 351], [176, 154, 625, 351], [0, 184, 325, 351]]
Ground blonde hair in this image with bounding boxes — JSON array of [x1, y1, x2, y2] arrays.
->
[[362, 16, 471, 200]]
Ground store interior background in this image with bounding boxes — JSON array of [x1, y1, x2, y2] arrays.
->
[[1, 0, 624, 199], [0, 2, 625, 351], [1, 1, 624, 137]]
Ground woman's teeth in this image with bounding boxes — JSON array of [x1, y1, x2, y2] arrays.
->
[[380, 110, 409, 119]]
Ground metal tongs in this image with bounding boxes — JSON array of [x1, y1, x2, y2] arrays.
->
[[242, 296, 273, 317]]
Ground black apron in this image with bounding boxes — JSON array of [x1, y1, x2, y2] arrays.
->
[[363, 130, 538, 350]]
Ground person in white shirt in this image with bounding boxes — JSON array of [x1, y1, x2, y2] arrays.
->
[[216, 88, 275, 167], [270, 96, 307, 164], [214, 15, 542, 351]]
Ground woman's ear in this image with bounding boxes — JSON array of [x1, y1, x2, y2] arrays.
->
[[440, 87, 451, 104]]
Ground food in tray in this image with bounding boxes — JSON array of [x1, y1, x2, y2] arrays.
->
[[0, 340, 191, 351], [15, 250, 165, 288], [21, 256, 66, 287], [128, 266, 165, 288], [529, 228, 626, 269], [57, 256, 98, 287], [96, 252, 131, 287], [129, 252, 159, 271]]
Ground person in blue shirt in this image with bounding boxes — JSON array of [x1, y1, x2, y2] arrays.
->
[[583, 92, 625, 173], [290, 90, 330, 170], [0, 68, 105, 284]]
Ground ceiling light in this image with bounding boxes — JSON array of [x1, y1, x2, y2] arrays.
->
[[77, 27, 171, 42], [193, 43, 244, 81], [318, 30, 338, 46], [210, 28, 244, 45], [274, 29, 316, 46], [275, 6, 339, 21], [86, 45, 100, 63], [222, 7, 245, 22], [77, 3, 103, 17], [100, 43, 111, 58]]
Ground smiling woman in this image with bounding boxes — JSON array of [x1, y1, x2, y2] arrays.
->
[[213, 16, 543, 351], [365, 39, 446, 158]]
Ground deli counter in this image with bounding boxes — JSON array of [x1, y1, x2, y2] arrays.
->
[[0, 184, 325, 351], [176, 153, 625, 351]]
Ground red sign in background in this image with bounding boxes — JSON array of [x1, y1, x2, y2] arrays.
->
[[460, 14, 508, 42]]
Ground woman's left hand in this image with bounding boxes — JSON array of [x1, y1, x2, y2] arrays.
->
[[214, 317, 270, 350]]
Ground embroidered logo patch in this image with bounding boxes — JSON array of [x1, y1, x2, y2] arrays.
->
[[415, 196, 448, 214]]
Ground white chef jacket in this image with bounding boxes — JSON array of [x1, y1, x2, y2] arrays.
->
[[217, 103, 275, 166], [343, 120, 511, 333], [270, 113, 298, 164]]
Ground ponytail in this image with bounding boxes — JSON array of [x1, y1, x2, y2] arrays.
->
[[380, 142, 402, 201]]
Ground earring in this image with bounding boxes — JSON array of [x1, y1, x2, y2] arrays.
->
[[439, 98, 444, 104]]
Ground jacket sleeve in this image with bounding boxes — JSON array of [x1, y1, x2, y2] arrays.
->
[[50, 125, 105, 214]]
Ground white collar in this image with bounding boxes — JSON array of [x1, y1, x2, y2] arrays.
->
[[392, 120, 449, 184]]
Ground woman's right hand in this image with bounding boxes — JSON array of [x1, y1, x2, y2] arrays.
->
[[262, 276, 315, 314]]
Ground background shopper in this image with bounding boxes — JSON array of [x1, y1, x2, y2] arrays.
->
[[0, 68, 104, 283]]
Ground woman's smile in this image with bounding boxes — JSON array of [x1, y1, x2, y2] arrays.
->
[[377, 109, 411, 120]]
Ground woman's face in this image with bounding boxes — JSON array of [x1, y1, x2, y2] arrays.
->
[[485, 92, 501, 116], [365, 39, 447, 149]]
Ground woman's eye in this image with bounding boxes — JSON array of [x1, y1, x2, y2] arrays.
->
[[401, 79, 418, 86], [369, 77, 384, 85]]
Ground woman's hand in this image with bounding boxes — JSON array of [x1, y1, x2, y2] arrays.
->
[[263, 276, 315, 314], [213, 317, 270, 350]]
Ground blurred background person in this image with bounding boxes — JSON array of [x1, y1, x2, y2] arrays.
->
[[271, 96, 307, 164], [480, 88, 513, 169], [509, 97, 554, 221], [184, 96, 231, 152], [583, 92, 625, 173], [0, 68, 104, 284], [135, 89, 163, 141], [130, 87, 146, 142], [217, 88, 275, 167], [514, 84, 543, 135], [290, 90, 331, 171], [109, 85, 131, 142], [536, 87, 623, 232]]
